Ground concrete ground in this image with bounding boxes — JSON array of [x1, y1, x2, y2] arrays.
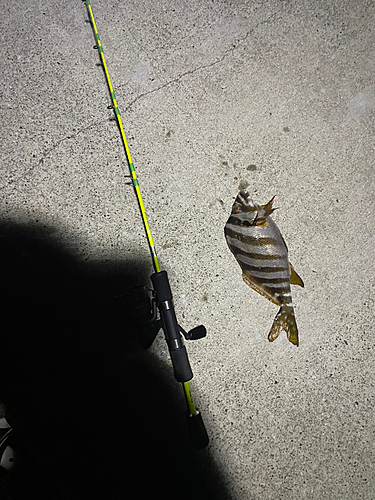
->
[[1, 0, 374, 498]]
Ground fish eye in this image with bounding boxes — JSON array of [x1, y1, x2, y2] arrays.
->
[[233, 204, 241, 213]]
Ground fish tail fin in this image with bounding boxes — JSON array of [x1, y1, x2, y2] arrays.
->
[[268, 306, 299, 346]]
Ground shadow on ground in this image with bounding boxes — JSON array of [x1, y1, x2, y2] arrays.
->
[[0, 221, 230, 500]]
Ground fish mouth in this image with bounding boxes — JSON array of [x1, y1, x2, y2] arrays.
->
[[239, 190, 249, 198], [236, 191, 256, 210]]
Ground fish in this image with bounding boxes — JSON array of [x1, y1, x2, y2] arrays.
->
[[224, 191, 304, 346]]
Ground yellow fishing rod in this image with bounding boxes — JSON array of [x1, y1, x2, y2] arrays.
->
[[85, 0, 208, 448]]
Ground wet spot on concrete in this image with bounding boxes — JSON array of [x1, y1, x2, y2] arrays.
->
[[238, 179, 249, 191], [247, 164, 257, 171], [161, 241, 178, 249], [283, 126, 290, 132], [209, 198, 225, 209], [202, 293, 208, 302], [222, 160, 229, 167], [166, 130, 174, 138]]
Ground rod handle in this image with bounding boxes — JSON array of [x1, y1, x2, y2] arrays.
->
[[168, 345, 192, 382], [151, 271, 193, 382]]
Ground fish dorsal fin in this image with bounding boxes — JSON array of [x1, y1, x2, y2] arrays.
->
[[289, 263, 304, 287], [261, 196, 277, 218]]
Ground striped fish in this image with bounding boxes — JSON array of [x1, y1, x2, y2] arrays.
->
[[224, 191, 304, 346]]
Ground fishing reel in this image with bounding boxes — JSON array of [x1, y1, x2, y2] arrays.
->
[[129, 271, 206, 383]]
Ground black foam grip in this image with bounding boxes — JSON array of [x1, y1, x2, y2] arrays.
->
[[151, 270, 193, 382], [170, 346, 193, 382], [151, 271, 171, 302]]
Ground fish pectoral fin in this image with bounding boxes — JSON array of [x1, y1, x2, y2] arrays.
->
[[268, 306, 299, 346], [254, 219, 269, 227], [242, 273, 280, 306], [289, 262, 304, 287]]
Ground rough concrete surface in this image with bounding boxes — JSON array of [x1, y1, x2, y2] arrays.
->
[[1, 0, 374, 498]]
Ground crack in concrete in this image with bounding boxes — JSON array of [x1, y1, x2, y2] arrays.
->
[[1, 8, 281, 191], [0, 121, 106, 190], [122, 8, 281, 112]]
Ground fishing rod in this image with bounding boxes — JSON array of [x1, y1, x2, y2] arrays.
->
[[84, 0, 209, 448]]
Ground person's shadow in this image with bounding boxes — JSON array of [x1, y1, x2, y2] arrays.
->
[[0, 221, 230, 500]]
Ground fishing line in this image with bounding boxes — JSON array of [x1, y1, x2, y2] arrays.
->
[[84, 0, 208, 448]]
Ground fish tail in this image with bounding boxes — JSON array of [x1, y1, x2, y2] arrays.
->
[[268, 305, 299, 346]]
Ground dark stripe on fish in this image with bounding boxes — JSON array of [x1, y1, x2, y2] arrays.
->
[[241, 264, 287, 274], [230, 245, 281, 259], [229, 231, 279, 250], [225, 227, 280, 249], [226, 216, 255, 227], [252, 277, 289, 284], [256, 237, 280, 246], [241, 265, 288, 285], [236, 251, 281, 261], [266, 286, 290, 295]]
